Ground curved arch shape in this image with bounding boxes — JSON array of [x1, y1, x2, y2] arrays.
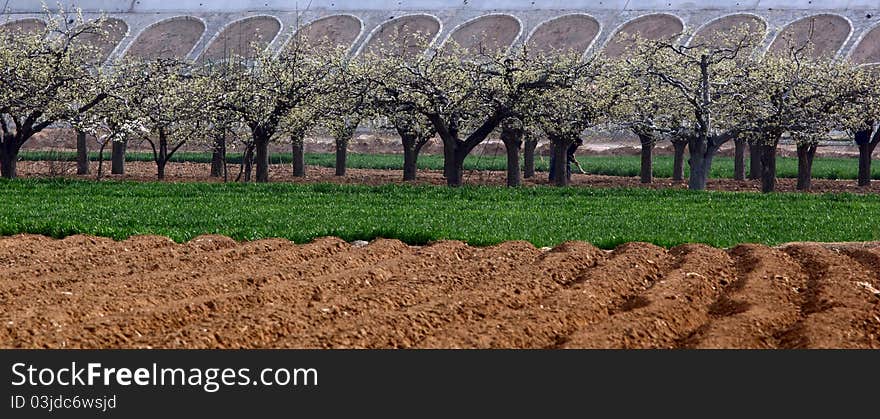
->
[[850, 22, 880, 64], [0, 18, 46, 34], [124, 16, 206, 60], [687, 13, 767, 50], [75, 18, 129, 64], [359, 14, 442, 59], [602, 13, 684, 58], [525, 13, 601, 56], [282, 14, 363, 54], [198, 15, 283, 63], [444, 13, 522, 55], [768, 14, 852, 58]]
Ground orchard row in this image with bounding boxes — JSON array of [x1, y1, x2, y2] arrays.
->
[[2, 11, 879, 192]]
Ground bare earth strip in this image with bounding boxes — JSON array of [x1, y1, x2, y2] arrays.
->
[[1, 235, 878, 349], [16, 161, 880, 194]]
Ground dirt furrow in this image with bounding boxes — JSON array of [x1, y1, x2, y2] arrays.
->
[[0, 235, 229, 295], [0, 237, 358, 347], [413, 242, 668, 348], [840, 247, 880, 290], [311, 241, 599, 348], [779, 244, 880, 349], [562, 244, 735, 349], [2, 235, 878, 348], [57, 239, 414, 348], [682, 244, 809, 349], [165, 238, 434, 348], [0, 235, 123, 283], [0, 236, 342, 322], [218, 240, 557, 348]]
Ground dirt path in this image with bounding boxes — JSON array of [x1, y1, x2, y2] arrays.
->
[[16, 160, 880, 194], [1, 234, 878, 349]]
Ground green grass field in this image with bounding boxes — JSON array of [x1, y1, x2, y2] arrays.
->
[[20, 150, 879, 180], [2, 179, 878, 248]]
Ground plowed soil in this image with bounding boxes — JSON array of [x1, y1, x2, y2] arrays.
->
[[2, 234, 878, 349], [17, 160, 880, 194]]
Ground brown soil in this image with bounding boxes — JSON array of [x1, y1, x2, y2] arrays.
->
[[1, 235, 877, 349], [16, 160, 880, 194]]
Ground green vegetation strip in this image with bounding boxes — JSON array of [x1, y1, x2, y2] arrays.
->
[[2, 179, 878, 248], [20, 150, 879, 180]]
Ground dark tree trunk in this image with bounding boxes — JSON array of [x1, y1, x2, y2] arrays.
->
[[441, 139, 475, 187], [796, 143, 817, 191], [551, 139, 572, 187], [523, 138, 538, 179], [500, 123, 524, 188], [688, 153, 709, 190], [292, 140, 305, 177], [111, 140, 125, 175], [1, 140, 19, 179], [672, 141, 687, 182], [76, 130, 90, 175], [157, 159, 166, 180], [748, 142, 762, 180], [687, 139, 716, 191], [157, 139, 167, 180], [210, 133, 226, 178], [334, 119, 359, 177], [255, 138, 270, 182], [733, 137, 745, 181], [335, 139, 348, 177], [638, 134, 654, 184], [504, 140, 521, 187], [760, 143, 777, 193], [432, 114, 502, 187], [858, 142, 876, 187], [446, 147, 465, 187], [443, 142, 455, 179], [401, 134, 419, 181]]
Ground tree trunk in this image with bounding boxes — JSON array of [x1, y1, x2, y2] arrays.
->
[[523, 138, 538, 179], [96, 141, 108, 180], [446, 148, 465, 187], [255, 138, 270, 183], [551, 139, 572, 187], [440, 138, 473, 187], [733, 137, 745, 181], [402, 135, 419, 181], [210, 133, 226, 178], [292, 139, 305, 177], [0, 140, 18, 179], [76, 130, 90, 175], [335, 139, 348, 177], [111, 140, 125, 175], [443, 142, 455, 179], [858, 142, 875, 187], [748, 142, 762, 180], [500, 124, 524, 188], [157, 138, 167, 181], [243, 146, 254, 182], [504, 140, 521, 187], [672, 141, 686, 182], [638, 135, 654, 184], [688, 155, 709, 190], [796, 143, 816, 191], [760, 143, 777, 193], [687, 140, 722, 191]]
